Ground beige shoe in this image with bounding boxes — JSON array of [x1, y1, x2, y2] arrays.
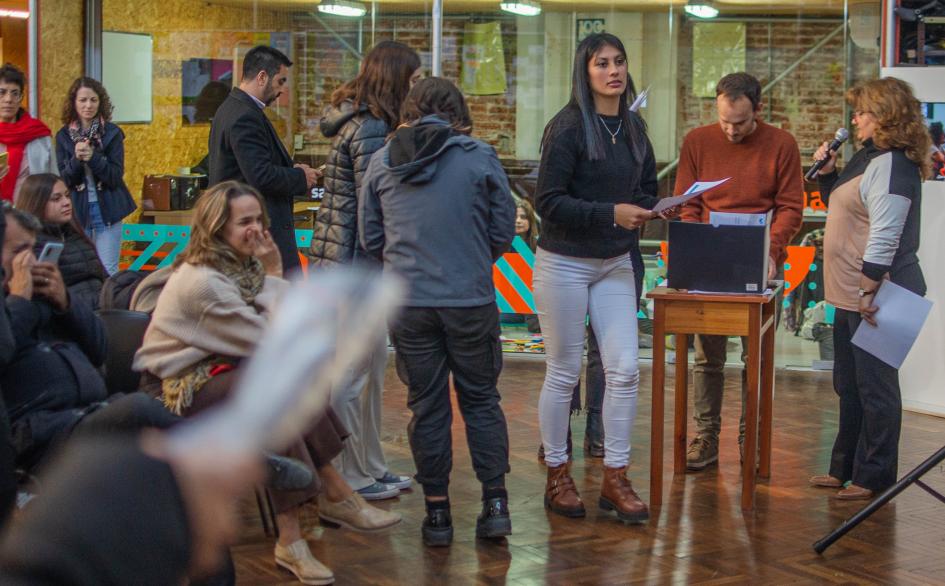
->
[[274, 539, 334, 585], [317, 492, 402, 532]]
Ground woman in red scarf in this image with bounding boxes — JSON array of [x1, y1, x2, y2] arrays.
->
[[0, 64, 55, 203]]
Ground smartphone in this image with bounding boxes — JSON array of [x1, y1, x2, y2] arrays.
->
[[37, 242, 64, 265], [0, 151, 8, 167]]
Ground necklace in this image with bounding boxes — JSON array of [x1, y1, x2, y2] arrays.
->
[[597, 115, 622, 144]]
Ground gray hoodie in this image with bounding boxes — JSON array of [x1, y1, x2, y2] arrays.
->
[[359, 116, 515, 307]]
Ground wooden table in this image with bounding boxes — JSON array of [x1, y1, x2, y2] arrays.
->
[[646, 284, 782, 511]]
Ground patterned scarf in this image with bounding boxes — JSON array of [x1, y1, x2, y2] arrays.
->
[[68, 117, 105, 194], [161, 256, 266, 414], [67, 117, 104, 148]]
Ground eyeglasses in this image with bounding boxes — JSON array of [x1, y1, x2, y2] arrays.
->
[[0, 88, 22, 100], [853, 110, 872, 118]]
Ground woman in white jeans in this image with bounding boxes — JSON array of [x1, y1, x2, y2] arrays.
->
[[534, 33, 675, 524]]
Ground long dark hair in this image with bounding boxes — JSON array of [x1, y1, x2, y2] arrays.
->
[[61, 77, 114, 125], [541, 33, 646, 162], [15, 173, 98, 248], [332, 41, 421, 130], [400, 77, 473, 135]]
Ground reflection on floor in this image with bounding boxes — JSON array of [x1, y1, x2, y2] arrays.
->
[[233, 357, 945, 585]]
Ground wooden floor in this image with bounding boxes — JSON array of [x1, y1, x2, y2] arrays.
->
[[233, 356, 945, 585]]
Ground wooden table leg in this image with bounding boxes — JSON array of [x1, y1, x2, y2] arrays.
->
[[650, 302, 666, 508], [759, 302, 775, 480], [674, 334, 689, 475], [742, 306, 761, 511]]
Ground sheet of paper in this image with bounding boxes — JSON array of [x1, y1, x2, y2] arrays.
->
[[851, 280, 933, 368], [652, 177, 730, 214], [709, 211, 769, 226], [630, 86, 649, 112]]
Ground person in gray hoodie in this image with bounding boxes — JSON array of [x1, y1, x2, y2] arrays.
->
[[359, 77, 516, 548]]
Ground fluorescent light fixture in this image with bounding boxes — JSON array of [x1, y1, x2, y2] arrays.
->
[[499, 0, 541, 17], [0, 10, 29, 19], [317, 0, 367, 17], [685, 1, 720, 19]]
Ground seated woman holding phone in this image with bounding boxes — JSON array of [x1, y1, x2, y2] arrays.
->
[[14, 173, 107, 309]]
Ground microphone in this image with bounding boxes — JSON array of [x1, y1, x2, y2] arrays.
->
[[805, 128, 849, 181]]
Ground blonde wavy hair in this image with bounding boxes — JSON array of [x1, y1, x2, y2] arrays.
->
[[174, 180, 270, 269], [846, 77, 932, 179]]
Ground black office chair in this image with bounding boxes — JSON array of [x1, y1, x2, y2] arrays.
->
[[96, 309, 151, 395]]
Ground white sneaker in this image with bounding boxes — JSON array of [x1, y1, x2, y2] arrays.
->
[[274, 539, 334, 585]]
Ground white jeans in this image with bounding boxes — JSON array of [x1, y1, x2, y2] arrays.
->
[[534, 249, 640, 468], [329, 333, 390, 490]]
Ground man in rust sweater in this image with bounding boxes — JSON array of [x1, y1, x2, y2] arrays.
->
[[675, 72, 803, 471]]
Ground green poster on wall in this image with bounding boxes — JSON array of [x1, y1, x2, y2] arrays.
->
[[461, 22, 507, 95], [692, 23, 746, 98]]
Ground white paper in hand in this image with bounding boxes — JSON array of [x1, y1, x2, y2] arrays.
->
[[851, 280, 933, 368], [652, 178, 730, 214], [167, 269, 404, 456], [630, 87, 649, 112]]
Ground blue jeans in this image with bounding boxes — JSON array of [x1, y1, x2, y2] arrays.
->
[[86, 202, 123, 275]]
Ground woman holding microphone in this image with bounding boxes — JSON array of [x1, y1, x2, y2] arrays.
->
[[809, 77, 929, 500]]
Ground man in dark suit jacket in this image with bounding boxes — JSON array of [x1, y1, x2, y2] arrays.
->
[[208, 45, 318, 274]]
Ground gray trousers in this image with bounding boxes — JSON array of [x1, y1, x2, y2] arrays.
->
[[330, 334, 390, 490], [692, 288, 781, 443], [692, 334, 749, 443]]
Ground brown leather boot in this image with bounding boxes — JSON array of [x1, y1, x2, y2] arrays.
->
[[544, 463, 585, 518], [599, 466, 649, 524]]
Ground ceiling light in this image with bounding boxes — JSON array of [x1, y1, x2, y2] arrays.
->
[[0, 10, 29, 19], [500, 0, 541, 17], [685, 1, 720, 19], [317, 0, 367, 17]]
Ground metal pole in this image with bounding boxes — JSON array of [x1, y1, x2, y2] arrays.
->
[[884, 0, 897, 66], [432, 0, 443, 76], [371, 1, 376, 47], [813, 444, 945, 554], [28, 0, 39, 117], [85, 0, 103, 80]]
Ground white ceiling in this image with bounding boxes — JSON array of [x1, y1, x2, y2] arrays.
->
[[206, 0, 848, 15]]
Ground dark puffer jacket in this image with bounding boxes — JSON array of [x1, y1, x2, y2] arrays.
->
[[310, 102, 388, 267], [36, 223, 107, 310]]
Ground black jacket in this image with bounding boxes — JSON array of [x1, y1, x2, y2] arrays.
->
[[209, 88, 307, 273], [56, 122, 137, 227], [1, 295, 108, 469], [310, 102, 388, 267], [36, 224, 107, 310], [0, 437, 191, 585]]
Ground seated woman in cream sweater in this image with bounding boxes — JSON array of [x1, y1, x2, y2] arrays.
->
[[134, 181, 399, 586]]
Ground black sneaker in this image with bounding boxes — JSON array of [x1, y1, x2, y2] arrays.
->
[[476, 497, 512, 539], [422, 507, 453, 547], [264, 454, 313, 491]]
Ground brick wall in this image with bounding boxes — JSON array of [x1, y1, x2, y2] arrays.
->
[[676, 20, 876, 156], [293, 14, 517, 156]]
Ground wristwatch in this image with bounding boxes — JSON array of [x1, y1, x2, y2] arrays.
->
[[857, 287, 876, 297]]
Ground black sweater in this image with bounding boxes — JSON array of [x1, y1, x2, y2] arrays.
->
[[535, 106, 659, 259]]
